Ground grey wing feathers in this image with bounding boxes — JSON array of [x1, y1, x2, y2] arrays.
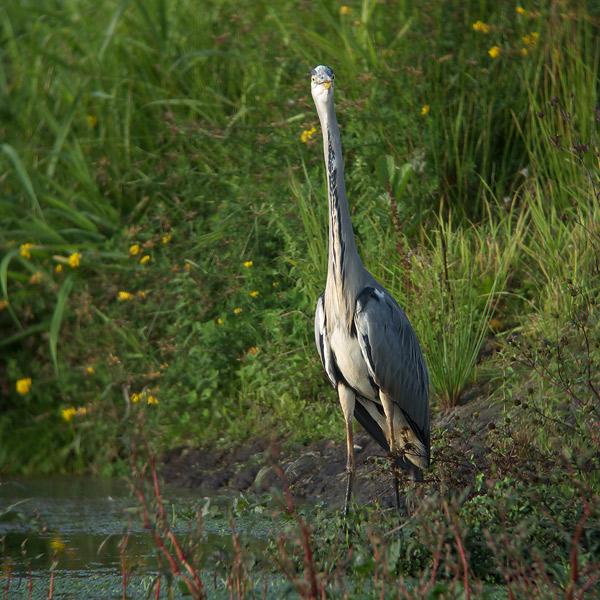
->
[[354, 286, 430, 449], [314, 294, 337, 388]]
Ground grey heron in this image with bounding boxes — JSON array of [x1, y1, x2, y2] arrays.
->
[[310, 65, 430, 514]]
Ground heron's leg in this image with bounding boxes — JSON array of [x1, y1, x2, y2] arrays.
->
[[380, 393, 397, 453], [381, 393, 402, 511], [338, 384, 355, 516]]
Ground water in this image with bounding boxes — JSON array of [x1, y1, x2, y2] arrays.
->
[[0, 476, 282, 599]]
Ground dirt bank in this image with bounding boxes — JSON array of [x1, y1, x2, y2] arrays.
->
[[160, 387, 499, 509], [161, 432, 399, 508]]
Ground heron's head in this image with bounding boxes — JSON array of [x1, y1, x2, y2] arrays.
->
[[310, 65, 334, 104]]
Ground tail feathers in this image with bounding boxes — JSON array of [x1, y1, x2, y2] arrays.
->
[[354, 400, 389, 452], [354, 399, 428, 479]]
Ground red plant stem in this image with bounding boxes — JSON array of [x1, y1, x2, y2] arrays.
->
[[154, 576, 161, 600], [443, 502, 470, 600], [119, 533, 129, 600], [299, 520, 319, 599], [576, 573, 600, 600], [28, 568, 33, 600], [567, 501, 591, 600], [272, 463, 322, 599], [135, 488, 199, 597], [47, 569, 54, 600], [166, 529, 204, 593], [230, 521, 246, 599], [149, 458, 204, 595], [426, 527, 445, 593], [136, 460, 206, 600]]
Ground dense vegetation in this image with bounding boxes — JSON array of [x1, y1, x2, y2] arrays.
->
[[1, 0, 599, 594]]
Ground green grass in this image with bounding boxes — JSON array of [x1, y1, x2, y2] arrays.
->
[[0, 0, 598, 488]]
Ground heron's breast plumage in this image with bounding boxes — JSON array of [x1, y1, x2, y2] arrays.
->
[[328, 321, 378, 401]]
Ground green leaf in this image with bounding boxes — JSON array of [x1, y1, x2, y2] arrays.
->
[[1, 144, 43, 218], [45, 91, 83, 179], [393, 162, 414, 200], [50, 276, 74, 375], [0, 249, 22, 329], [99, 0, 132, 60], [0, 322, 48, 348]]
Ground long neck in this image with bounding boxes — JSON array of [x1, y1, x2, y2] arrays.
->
[[316, 99, 361, 301]]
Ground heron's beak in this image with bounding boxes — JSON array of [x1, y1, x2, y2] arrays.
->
[[322, 81, 332, 90]]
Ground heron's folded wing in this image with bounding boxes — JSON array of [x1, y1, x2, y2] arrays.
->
[[354, 287, 430, 449], [314, 293, 337, 388]]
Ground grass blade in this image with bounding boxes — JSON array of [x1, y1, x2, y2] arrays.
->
[[99, 0, 131, 60], [45, 91, 83, 179], [50, 275, 74, 375], [1, 144, 43, 218], [0, 249, 22, 329]]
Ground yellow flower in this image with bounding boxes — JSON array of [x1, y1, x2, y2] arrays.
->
[[129, 244, 141, 256], [472, 21, 491, 34], [339, 5, 351, 15], [249, 290, 259, 298], [86, 115, 97, 128], [161, 233, 172, 245], [420, 104, 430, 117], [139, 255, 151, 265], [50, 538, 66, 553], [516, 6, 526, 15], [136, 290, 147, 299], [233, 307, 242, 315], [522, 32, 539, 47], [243, 260, 253, 268], [216, 317, 224, 325], [61, 407, 77, 422], [16, 378, 32, 395], [118, 291, 134, 302], [68, 252, 81, 268], [183, 262, 192, 272], [300, 126, 318, 144], [131, 392, 142, 404], [0, 299, 8, 311], [76, 406, 88, 416], [520, 47, 528, 56], [55, 264, 63, 274], [488, 46, 501, 59], [29, 272, 42, 285], [247, 346, 259, 356], [146, 395, 159, 405], [85, 366, 95, 375], [20, 243, 33, 259]]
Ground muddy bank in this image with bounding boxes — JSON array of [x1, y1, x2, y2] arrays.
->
[[161, 432, 400, 508], [161, 390, 498, 509]]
